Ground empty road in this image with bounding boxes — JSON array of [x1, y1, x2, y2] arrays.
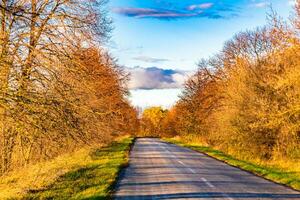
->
[[114, 138, 300, 200]]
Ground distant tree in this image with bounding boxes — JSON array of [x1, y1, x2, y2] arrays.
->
[[140, 107, 168, 137], [161, 108, 178, 137]]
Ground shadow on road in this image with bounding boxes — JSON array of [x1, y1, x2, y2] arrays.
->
[[116, 192, 300, 199]]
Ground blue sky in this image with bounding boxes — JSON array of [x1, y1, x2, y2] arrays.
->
[[107, 0, 295, 108]]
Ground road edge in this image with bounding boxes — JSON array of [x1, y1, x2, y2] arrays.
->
[[110, 137, 136, 199]]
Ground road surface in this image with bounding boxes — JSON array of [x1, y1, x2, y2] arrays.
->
[[114, 138, 300, 200]]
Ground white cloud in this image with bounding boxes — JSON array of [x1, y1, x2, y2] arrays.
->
[[127, 67, 191, 90], [250, 1, 270, 8], [187, 3, 214, 11], [133, 56, 169, 63], [288, 0, 296, 6], [129, 89, 182, 109]]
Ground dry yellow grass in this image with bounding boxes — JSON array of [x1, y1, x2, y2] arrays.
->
[[0, 148, 95, 199], [0, 136, 132, 199]]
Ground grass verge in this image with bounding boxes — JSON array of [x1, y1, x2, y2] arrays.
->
[[163, 137, 300, 191], [0, 136, 134, 200]]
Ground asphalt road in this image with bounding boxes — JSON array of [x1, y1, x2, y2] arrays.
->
[[114, 138, 300, 200]]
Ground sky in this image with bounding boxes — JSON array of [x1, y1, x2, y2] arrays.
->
[[107, 0, 295, 109]]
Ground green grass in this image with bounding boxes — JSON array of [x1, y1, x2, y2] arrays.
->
[[23, 137, 133, 200], [163, 137, 300, 191]]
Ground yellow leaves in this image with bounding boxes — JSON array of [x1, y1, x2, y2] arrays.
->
[[139, 107, 168, 137], [142, 107, 167, 125]]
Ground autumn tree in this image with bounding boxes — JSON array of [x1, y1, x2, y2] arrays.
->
[[69, 47, 138, 142], [171, 9, 300, 160], [0, 0, 137, 174], [140, 107, 168, 137]]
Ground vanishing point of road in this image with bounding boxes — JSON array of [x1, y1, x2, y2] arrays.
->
[[114, 138, 300, 200]]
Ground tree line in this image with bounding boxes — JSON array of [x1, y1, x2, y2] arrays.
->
[[0, 0, 138, 174], [141, 6, 300, 161]]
